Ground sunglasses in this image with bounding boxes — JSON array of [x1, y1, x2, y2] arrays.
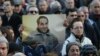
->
[[28, 11, 38, 14]]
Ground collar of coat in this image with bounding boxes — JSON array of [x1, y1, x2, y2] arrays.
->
[[70, 33, 85, 43]]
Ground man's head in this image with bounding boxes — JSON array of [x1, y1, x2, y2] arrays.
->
[[38, 0, 48, 12], [50, 1, 62, 14], [70, 18, 83, 37], [3, 0, 14, 13], [66, 9, 77, 23], [37, 16, 49, 33], [77, 11, 86, 23], [13, 0, 22, 13], [78, 6, 89, 19], [0, 35, 9, 56], [65, 0, 75, 9], [89, 0, 100, 14]]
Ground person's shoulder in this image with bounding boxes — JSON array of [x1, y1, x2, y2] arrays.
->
[[67, 33, 76, 40], [47, 32, 55, 36], [30, 30, 41, 36], [83, 36, 92, 44], [84, 36, 91, 41]]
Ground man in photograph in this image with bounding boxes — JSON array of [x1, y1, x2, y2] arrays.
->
[[29, 16, 59, 52]]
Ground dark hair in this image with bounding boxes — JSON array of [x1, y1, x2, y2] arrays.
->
[[0, 26, 14, 42], [69, 18, 82, 29], [37, 16, 48, 24], [65, 8, 77, 16], [81, 44, 98, 56], [66, 42, 81, 56]]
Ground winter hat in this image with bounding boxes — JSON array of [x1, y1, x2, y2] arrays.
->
[[81, 44, 98, 56]]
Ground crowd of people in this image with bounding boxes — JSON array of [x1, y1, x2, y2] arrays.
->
[[0, 0, 100, 56]]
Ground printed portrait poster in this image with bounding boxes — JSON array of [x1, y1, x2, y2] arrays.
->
[[22, 14, 66, 43]]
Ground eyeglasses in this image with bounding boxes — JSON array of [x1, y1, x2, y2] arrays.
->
[[73, 26, 83, 29]]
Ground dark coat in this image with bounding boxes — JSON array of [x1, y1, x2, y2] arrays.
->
[[24, 44, 47, 56], [89, 13, 100, 49], [1, 13, 22, 38], [84, 19, 100, 49]]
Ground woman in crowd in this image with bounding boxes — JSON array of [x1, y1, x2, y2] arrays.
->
[[65, 42, 81, 56]]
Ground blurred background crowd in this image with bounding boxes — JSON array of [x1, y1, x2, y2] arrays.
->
[[0, 0, 100, 56]]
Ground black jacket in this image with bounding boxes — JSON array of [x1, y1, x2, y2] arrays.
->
[[1, 13, 22, 38]]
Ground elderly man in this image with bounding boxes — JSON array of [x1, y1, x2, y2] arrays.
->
[[89, 0, 100, 29], [62, 0, 77, 13], [0, 35, 9, 56], [61, 18, 92, 56], [78, 6, 100, 49], [38, 0, 51, 14]]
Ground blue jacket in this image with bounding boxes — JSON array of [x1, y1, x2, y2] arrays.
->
[[24, 44, 47, 56]]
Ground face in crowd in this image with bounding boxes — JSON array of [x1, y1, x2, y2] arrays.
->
[[71, 21, 84, 37], [77, 11, 86, 22], [3, 1, 13, 13], [68, 45, 80, 56], [38, 0, 48, 12], [67, 11, 77, 23], [0, 42, 8, 56], [65, 0, 75, 9], [14, 4, 22, 13], [90, 0, 100, 14], [37, 16, 48, 33], [28, 6, 38, 15], [81, 7, 89, 19]]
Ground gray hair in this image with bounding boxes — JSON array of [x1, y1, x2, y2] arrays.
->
[[77, 6, 87, 14], [50, 1, 62, 13], [13, 52, 26, 56], [0, 35, 9, 48], [27, 5, 38, 12], [89, 0, 100, 9], [78, 6, 88, 11], [50, 1, 61, 9]]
